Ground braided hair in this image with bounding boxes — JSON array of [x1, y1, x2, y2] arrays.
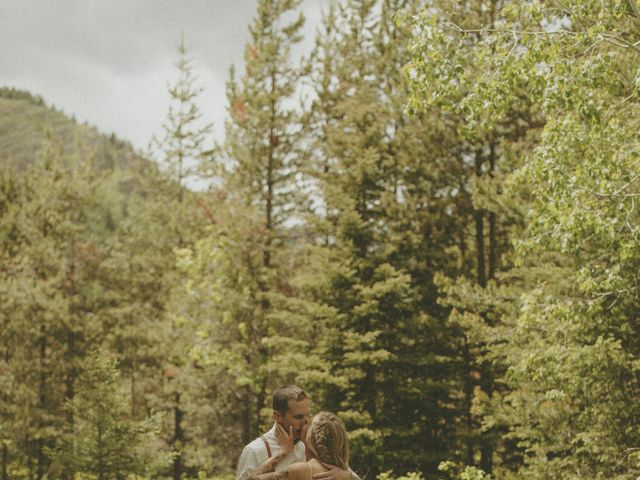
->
[[305, 412, 349, 470]]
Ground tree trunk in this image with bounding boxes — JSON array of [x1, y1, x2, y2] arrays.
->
[[463, 338, 474, 466], [2, 346, 8, 480], [27, 439, 33, 480], [97, 423, 105, 480], [255, 378, 267, 436], [488, 142, 497, 281], [242, 387, 252, 446], [480, 141, 498, 474], [173, 393, 184, 480], [479, 368, 494, 473], [474, 150, 486, 288], [37, 326, 46, 480], [65, 331, 75, 425], [2, 443, 8, 480]]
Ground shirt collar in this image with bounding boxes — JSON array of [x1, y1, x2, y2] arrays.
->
[[264, 422, 278, 440]]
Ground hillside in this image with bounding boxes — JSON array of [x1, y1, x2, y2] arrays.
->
[[0, 86, 171, 241], [0, 86, 148, 172]]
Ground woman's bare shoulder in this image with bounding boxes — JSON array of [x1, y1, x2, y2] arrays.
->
[[307, 459, 329, 476], [287, 462, 313, 480]]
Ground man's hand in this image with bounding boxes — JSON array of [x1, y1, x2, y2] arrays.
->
[[312, 465, 352, 480], [275, 422, 294, 455]]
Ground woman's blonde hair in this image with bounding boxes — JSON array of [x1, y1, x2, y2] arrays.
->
[[305, 412, 349, 470]]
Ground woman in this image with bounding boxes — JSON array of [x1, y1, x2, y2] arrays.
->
[[248, 411, 350, 480]]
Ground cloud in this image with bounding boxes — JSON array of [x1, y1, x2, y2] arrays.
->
[[0, 0, 326, 152]]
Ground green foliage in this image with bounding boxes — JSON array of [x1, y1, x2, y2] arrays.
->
[[0, 87, 44, 105], [48, 354, 165, 479], [438, 462, 491, 480], [300, 1, 466, 477], [378, 471, 425, 480], [213, 0, 311, 448], [0, 142, 122, 477], [407, 0, 640, 478], [6, 1, 640, 479], [498, 2, 640, 477], [403, 0, 541, 473], [0, 88, 195, 479]]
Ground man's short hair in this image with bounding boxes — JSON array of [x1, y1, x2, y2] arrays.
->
[[272, 385, 307, 415]]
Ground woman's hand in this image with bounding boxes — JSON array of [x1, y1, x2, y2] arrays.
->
[[275, 422, 294, 455], [300, 422, 309, 443]]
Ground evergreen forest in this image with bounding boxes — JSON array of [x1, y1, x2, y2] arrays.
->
[[1, 1, 640, 479]]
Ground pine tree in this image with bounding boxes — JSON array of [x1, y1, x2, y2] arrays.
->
[[100, 158, 213, 480], [151, 33, 213, 197], [220, 0, 307, 444], [48, 354, 161, 479], [301, 1, 467, 476], [150, 34, 216, 480]]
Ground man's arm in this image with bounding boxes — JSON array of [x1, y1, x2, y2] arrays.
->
[[248, 450, 291, 478], [249, 470, 291, 480], [238, 424, 295, 480], [237, 445, 264, 480], [249, 462, 309, 480]]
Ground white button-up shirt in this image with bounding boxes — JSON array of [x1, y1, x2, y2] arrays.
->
[[236, 423, 306, 480]]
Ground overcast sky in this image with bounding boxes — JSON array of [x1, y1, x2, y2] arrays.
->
[[0, 0, 324, 153]]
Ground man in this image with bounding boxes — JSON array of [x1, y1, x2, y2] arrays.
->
[[236, 385, 357, 480]]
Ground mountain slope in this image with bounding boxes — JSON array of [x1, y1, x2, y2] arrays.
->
[[0, 86, 146, 172]]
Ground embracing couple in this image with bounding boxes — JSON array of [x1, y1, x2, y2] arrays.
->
[[237, 385, 359, 480]]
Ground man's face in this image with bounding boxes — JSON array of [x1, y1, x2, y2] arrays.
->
[[274, 398, 310, 441]]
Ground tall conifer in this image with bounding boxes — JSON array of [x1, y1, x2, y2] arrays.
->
[[221, 0, 306, 443], [302, 1, 465, 476], [152, 34, 213, 197]]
